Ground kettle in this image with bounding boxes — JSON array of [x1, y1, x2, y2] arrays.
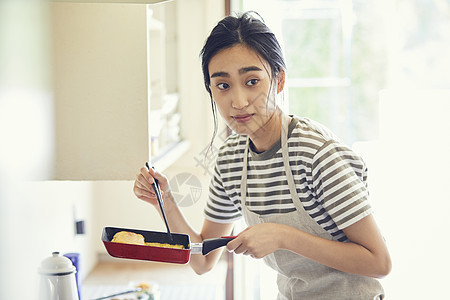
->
[[38, 251, 79, 300]]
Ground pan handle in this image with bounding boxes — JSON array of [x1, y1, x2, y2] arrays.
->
[[202, 236, 236, 255]]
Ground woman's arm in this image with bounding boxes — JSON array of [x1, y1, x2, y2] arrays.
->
[[226, 214, 391, 278], [134, 167, 234, 274]]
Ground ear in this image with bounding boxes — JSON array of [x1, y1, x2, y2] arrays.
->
[[276, 70, 285, 94]]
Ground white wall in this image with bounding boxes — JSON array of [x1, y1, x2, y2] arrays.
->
[[0, 1, 55, 299], [175, 0, 227, 169], [377, 89, 450, 299], [353, 89, 450, 299], [1, 2, 226, 300], [21, 181, 98, 293]]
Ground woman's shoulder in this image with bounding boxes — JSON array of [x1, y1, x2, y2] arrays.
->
[[288, 116, 343, 158], [292, 115, 341, 143], [216, 133, 247, 160]]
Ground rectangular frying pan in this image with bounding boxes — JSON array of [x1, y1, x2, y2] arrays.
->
[[102, 226, 235, 264]]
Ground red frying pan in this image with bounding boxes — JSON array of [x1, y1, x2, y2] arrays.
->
[[102, 227, 235, 264]]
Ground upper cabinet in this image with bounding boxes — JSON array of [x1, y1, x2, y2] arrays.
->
[[51, 2, 184, 180], [51, 1, 222, 180], [51, 3, 148, 180], [51, 3, 182, 180]]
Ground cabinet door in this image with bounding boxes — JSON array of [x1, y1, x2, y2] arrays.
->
[[51, 3, 148, 180]]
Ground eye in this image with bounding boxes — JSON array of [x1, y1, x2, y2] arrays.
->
[[216, 83, 230, 90], [246, 79, 259, 86]]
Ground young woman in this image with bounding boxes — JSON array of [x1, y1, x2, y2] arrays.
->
[[134, 12, 391, 299]]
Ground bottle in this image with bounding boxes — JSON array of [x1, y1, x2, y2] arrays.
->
[[38, 251, 79, 300]]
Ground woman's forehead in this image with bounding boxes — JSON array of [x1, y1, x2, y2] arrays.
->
[[208, 44, 270, 75]]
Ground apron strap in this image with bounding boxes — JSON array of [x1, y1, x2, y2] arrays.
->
[[241, 113, 303, 210], [280, 116, 304, 211], [241, 138, 250, 205]]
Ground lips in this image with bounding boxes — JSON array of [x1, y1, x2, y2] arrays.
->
[[232, 114, 254, 123]]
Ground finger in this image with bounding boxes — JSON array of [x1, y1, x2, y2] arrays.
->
[[239, 226, 252, 234], [135, 174, 153, 190], [140, 167, 155, 185], [134, 185, 155, 200], [226, 238, 240, 252], [134, 186, 149, 199], [233, 244, 248, 255], [148, 167, 168, 185]]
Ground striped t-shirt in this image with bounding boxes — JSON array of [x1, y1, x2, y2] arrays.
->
[[204, 116, 373, 242]]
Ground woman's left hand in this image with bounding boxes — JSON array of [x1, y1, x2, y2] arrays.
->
[[226, 223, 286, 258]]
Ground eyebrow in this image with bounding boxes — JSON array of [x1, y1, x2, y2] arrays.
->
[[210, 66, 263, 78]]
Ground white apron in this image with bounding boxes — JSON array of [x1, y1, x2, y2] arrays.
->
[[240, 115, 384, 299]]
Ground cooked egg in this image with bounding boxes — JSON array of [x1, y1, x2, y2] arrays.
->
[[145, 242, 184, 249], [111, 231, 185, 249]]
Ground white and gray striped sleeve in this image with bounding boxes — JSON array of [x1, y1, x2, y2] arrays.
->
[[203, 164, 242, 223], [311, 140, 373, 230]]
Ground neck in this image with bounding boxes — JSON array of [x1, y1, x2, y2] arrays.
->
[[249, 108, 288, 152]]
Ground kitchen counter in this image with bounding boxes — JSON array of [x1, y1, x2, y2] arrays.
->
[[82, 255, 228, 300]]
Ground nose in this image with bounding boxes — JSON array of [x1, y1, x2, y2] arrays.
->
[[231, 87, 249, 110]]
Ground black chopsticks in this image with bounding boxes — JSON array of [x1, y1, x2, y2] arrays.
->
[[145, 162, 173, 241]]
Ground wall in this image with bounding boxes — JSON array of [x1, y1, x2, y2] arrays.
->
[[0, 1, 55, 299], [351, 89, 450, 299], [2, 180, 157, 299], [22, 181, 97, 293], [0, 2, 226, 300], [175, 0, 228, 169], [375, 89, 450, 299]]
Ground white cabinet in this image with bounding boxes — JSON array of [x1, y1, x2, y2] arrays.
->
[[51, 3, 149, 180], [51, 2, 184, 180]]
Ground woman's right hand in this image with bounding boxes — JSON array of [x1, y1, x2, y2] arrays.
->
[[133, 166, 172, 207]]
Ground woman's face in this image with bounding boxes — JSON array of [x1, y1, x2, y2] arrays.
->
[[208, 44, 282, 136]]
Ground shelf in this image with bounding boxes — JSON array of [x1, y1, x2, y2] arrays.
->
[[152, 140, 190, 172]]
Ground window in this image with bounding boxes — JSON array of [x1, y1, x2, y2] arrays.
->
[[281, 0, 356, 143], [232, 0, 388, 145], [231, 0, 450, 299]]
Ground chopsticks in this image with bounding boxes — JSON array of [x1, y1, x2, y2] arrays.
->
[[145, 162, 173, 241]]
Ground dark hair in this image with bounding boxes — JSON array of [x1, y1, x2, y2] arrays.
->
[[199, 12, 286, 148], [200, 11, 286, 95]]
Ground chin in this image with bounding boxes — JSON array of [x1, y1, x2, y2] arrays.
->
[[229, 115, 270, 135], [228, 123, 256, 136]]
